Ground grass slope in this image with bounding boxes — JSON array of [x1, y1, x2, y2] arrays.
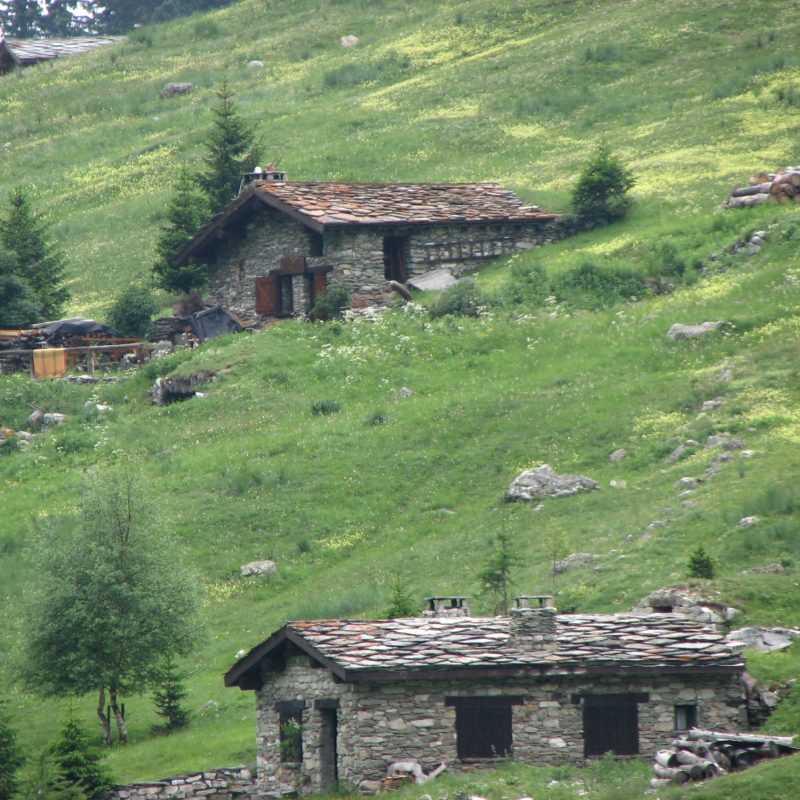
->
[[2, 0, 800, 795]]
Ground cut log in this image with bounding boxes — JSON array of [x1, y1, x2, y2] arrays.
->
[[650, 778, 673, 789], [783, 183, 797, 197], [789, 173, 800, 187], [751, 173, 770, 186], [757, 741, 780, 758], [771, 181, 784, 195], [778, 193, 792, 204], [675, 750, 707, 766], [713, 751, 732, 771], [656, 751, 677, 768], [653, 765, 690, 783], [776, 172, 794, 184], [732, 182, 772, 197], [733, 749, 755, 768]]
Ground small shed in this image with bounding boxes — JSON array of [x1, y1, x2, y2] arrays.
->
[[0, 36, 122, 73]]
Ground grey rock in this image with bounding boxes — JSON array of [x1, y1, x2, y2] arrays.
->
[[753, 230, 769, 240], [240, 560, 277, 577], [701, 396, 726, 411], [677, 489, 695, 498], [717, 367, 733, 381], [647, 520, 667, 531], [16, 430, 35, 441], [548, 552, 597, 576], [199, 701, 219, 712], [2, 142, 11, 149], [42, 413, 66, 428], [28, 409, 44, 427], [83, 401, 94, 411], [727, 626, 800, 653], [247, 60, 264, 68], [160, 82, 194, 98], [682, 500, 699, 509], [740, 449, 756, 458], [620, 535, 633, 545], [609, 448, 629, 462], [761, 691, 780, 707], [710, 452, 732, 466], [507, 464, 600, 502], [667, 321, 724, 340], [639, 531, 652, 542], [724, 437, 746, 450], [340, 35, 359, 47], [740, 563, 784, 575], [748, 243, 761, 255], [675, 477, 700, 490], [395, 386, 415, 398], [665, 444, 689, 463], [705, 433, 730, 449], [666, 436, 683, 446], [737, 516, 759, 528]]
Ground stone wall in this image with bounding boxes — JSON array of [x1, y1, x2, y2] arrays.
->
[[205, 206, 566, 323], [255, 656, 745, 796], [105, 768, 259, 800]]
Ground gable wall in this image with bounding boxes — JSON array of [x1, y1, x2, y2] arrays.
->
[[255, 656, 744, 796]]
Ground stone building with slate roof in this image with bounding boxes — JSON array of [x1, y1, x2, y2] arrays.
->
[[224, 596, 747, 796], [0, 37, 122, 73], [171, 171, 564, 323]]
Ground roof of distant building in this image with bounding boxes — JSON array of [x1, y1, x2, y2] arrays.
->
[[225, 614, 745, 688], [0, 36, 122, 68]]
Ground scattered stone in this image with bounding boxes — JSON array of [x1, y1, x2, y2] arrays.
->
[[160, 82, 194, 98], [727, 626, 800, 653], [639, 531, 651, 542], [677, 489, 695, 498], [666, 436, 683, 446], [340, 35, 359, 47], [675, 477, 700, 490], [682, 500, 699, 509], [740, 564, 785, 575], [709, 452, 732, 466], [724, 437, 746, 450], [716, 367, 733, 381], [198, 701, 219, 712], [608, 448, 628, 462], [42, 413, 66, 428], [632, 588, 739, 628], [667, 321, 724, 340], [506, 464, 599, 502], [748, 243, 761, 255], [548, 552, 597, 576], [701, 396, 726, 411], [16, 430, 34, 441], [620, 535, 633, 545], [247, 60, 264, 68], [28, 409, 44, 427], [740, 449, 756, 458], [665, 440, 698, 463], [705, 433, 730, 449], [737, 516, 759, 528], [395, 386, 415, 398], [647, 520, 668, 531], [240, 560, 277, 577]]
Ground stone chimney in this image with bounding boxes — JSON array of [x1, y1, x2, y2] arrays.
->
[[239, 164, 287, 194], [509, 595, 557, 652], [422, 596, 470, 618]]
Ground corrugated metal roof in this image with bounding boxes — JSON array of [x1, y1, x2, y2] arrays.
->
[[0, 36, 122, 66]]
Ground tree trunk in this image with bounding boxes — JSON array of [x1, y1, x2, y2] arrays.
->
[[97, 686, 112, 745], [732, 182, 771, 196], [652, 764, 689, 783], [110, 685, 129, 743], [750, 173, 769, 186], [655, 750, 677, 768]]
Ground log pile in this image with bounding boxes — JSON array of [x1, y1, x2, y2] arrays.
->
[[650, 728, 797, 790], [152, 370, 216, 406], [724, 167, 800, 208]]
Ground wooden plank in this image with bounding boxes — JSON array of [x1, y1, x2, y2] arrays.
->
[[255, 275, 281, 315], [446, 695, 524, 708], [280, 255, 307, 275]]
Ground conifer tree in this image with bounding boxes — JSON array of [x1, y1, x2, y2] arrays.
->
[[0, 188, 70, 320], [385, 577, 417, 619], [687, 545, 714, 579], [571, 139, 635, 227], [152, 658, 190, 732], [152, 163, 209, 294], [16, 750, 82, 800], [477, 531, 522, 615], [50, 712, 112, 800], [0, 0, 44, 37], [0, 700, 25, 800], [197, 80, 263, 214], [0, 247, 40, 328]]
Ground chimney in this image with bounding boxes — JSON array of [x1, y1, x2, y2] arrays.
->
[[239, 164, 287, 194], [509, 595, 557, 652], [422, 596, 470, 618]]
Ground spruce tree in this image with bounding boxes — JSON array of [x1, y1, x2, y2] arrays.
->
[[50, 713, 111, 800], [687, 545, 714, 579], [0, 247, 40, 328], [152, 163, 209, 294], [16, 750, 82, 800], [197, 80, 264, 214], [385, 577, 417, 619], [0, 0, 44, 37], [477, 531, 522, 615], [152, 658, 190, 732], [0, 700, 25, 800], [571, 139, 635, 227], [0, 187, 70, 320]]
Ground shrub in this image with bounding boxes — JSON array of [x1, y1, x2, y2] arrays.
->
[[364, 409, 388, 426], [279, 720, 303, 763], [49, 713, 111, 800], [105, 284, 160, 338], [550, 261, 647, 307], [0, 700, 25, 800], [312, 284, 350, 320], [571, 140, 635, 226], [385, 577, 417, 619], [430, 278, 488, 318], [687, 545, 715, 579], [501, 262, 549, 307], [651, 242, 686, 278], [311, 399, 340, 415], [151, 658, 189, 733]]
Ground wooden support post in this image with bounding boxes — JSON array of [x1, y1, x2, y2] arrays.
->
[[87, 350, 96, 377]]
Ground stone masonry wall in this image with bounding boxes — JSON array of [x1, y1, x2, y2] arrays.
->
[[205, 207, 566, 323], [256, 657, 745, 796], [105, 768, 259, 800]]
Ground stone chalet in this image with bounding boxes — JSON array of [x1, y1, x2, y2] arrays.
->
[[171, 170, 563, 324], [224, 596, 746, 796], [0, 37, 122, 74]]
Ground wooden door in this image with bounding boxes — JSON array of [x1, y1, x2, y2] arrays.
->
[[583, 704, 639, 757]]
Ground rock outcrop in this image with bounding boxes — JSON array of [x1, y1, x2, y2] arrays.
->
[[507, 464, 599, 502]]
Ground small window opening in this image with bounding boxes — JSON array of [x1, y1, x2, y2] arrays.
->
[[652, 605, 673, 613], [383, 236, 407, 282], [279, 711, 303, 763], [308, 230, 324, 258], [674, 705, 697, 731], [455, 705, 512, 759], [280, 275, 294, 314]]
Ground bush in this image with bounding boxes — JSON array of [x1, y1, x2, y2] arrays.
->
[[571, 140, 635, 226], [311, 399, 340, 415], [312, 284, 350, 320], [49, 713, 112, 800], [105, 284, 160, 338], [279, 720, 303, 763], [550, 262, 647, 307], [687, 545, 715, 579], [500, 262, 549, 307], [364, 409, 388, 426], [0, 700, 25, 800], [430, 278, 488, 318], [650, 242, 686, 278]]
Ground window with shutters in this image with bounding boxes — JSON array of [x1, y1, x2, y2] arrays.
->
[[446, 697, 521, 760], [674, 705, 697, 731], [583, 703, 639, 757], [255, 276, 280, 315]]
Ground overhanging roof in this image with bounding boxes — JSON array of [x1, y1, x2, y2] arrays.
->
[[0, 36, 123, 67]]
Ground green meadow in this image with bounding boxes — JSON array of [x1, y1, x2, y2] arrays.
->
[[3, 0, 800, 798]]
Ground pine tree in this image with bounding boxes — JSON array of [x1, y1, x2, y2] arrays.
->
[[0, 247, 40, 328], [477, 531, 522, 615], [16, 750, 82, 800], [197, 80, 264, 214], [152, 163, 209, 294], [49, 712, 112, 800], [385, 577, 417, 619], [0, 700, 25, 800], [0, 0, 44, 37], [152, 658, 190, 732], [687, 545, 714, 579], [571, 139, 635, 227], [0, 187, 70, 320]]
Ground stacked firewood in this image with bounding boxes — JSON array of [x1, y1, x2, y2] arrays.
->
[[651, 729, 797, 789], [724, 168, 800, 208]]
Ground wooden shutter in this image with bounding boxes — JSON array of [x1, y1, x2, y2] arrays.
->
[[314, 271, 327, 296], [255, 276, 280, 315], [455, 705, 513, 759], [583, 704, 639, 757]]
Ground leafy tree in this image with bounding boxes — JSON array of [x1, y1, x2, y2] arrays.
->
[[197, 80, 264, 214], [152, 163, 209, 294], [50, 712, 112, 800], [0, 187, 70, 320], [0, 247, 40, 328], [477, 531, 522, 614], [105, 284, 160, 338], [15, 751, 82, 800], [688, 545, 714, 579], [0, 0, 44, 37], [385, 577, 417, 619], [571, 139, 635, 227], [151, 657, 190, 733], [0, 700, 25, 800], [21, 465, 202, 745]]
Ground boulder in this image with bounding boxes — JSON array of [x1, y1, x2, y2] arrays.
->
[[160, 82, 194, 99], [340, 35, 359, 47], [667, 321, 724, 340], [240, 560, 277, 577], [247, 60, 264, 68], [42, 413, 66, 428], [28, 409, 44, 427], [548, 552, 596, 576], [608, 448, 628, 462], [726, 626, 800, 653], [666, 441, 698, 464], [724, 437, 746, 450], [705, 433, 730, 449], [701, 396, 726, 411], [675, 477, 700, 490], [737, 516, 759, 528], [395, 386, 415, 398], [740, 449, 756, 458], [507, 464, 600, 502], [739, 563, 784, 575]]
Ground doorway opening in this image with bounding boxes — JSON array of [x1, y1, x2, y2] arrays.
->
[[383, 236, 407, 282]]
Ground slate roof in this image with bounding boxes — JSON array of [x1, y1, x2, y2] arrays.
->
[[0, 37, 122, 67], [249, 181, 557, 227], [225, 614, 745, 687]]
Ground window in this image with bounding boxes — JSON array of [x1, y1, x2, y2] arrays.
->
[[446, 696, 522, 760], [279, 711, 303, 763], [383, 236, 407, 282], [578, 694, 647, 758], [308, 230, 324, 257], [652, 605, 673, 613], [674, 705, 697, 731]]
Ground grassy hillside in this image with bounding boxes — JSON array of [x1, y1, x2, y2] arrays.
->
[[2, 0, 800, 796]]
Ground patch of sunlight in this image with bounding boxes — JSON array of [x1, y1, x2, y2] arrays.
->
[[416, 101, 480, 121], [503, 122, 548, 140], [578, 234, 636, 256], [631, 410, 684, 442]]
